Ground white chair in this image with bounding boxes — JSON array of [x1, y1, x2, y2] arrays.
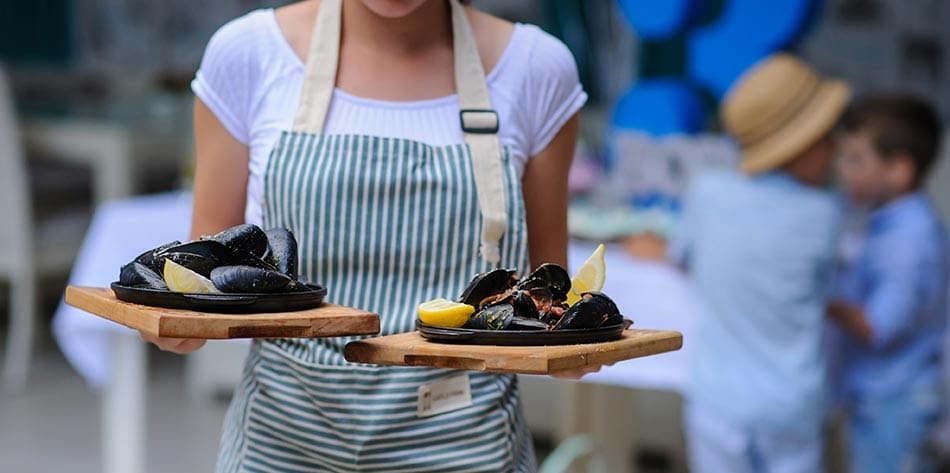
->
[[0, 66, 40, 391], [0, 67, 131, 391]]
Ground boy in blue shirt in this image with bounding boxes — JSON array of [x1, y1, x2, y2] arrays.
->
[[830, 94, 946, 473], [670, 54, 850, 473]]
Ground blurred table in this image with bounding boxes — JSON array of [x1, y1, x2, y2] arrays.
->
[[551, 242, 694, 472], [53, 192, 192, 473], [568, 241, 693, 393]]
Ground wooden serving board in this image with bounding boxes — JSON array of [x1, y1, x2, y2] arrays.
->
[[65, 286, 380, 339], [343, 329, 683, 375]]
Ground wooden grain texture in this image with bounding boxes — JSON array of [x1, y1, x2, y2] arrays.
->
[[64, 286, 380, 339], [343, 329, 683, 375]]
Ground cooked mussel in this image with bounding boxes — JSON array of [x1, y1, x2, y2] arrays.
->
[[458, 269, 517, 307], [157, 240, 277, 277], [119, 262, 167, 290], [518, 263, 571, 301], [131, 240, 181, 275], [210, 265, 292, 293], [554, 292, 622, 330], [465, 303, 549, 331], [264, 228, 298, 278], [210, 224, 269, 257]]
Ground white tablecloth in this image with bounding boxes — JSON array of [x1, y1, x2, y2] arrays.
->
[[567, 242, 695, 393], [52, 192, 193, 388], [53, 193, 695, 393]]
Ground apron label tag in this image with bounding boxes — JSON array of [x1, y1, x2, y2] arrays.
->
[[417, 374, 472, 418]]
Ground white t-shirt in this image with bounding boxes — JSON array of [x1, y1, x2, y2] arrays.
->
[[192, 9, 587, 226]]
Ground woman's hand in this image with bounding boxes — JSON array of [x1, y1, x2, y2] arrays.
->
[[550, 364, 603, 380], [139, 333, 207, 354]]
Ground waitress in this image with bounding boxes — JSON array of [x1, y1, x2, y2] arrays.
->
[[142, 0, 590, 470]]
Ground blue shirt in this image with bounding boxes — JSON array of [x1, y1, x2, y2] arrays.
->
[[670, 170, 841, 433], [833, 192, 947, 399]]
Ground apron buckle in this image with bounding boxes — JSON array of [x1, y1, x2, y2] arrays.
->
[[459, 109, 499, 134]]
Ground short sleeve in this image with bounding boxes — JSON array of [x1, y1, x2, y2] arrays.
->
[[191, 11, 267, 145], [521, 26, 588, 157]]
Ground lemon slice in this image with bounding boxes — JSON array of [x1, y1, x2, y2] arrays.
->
[[566, 243, 606, 306], [163, 258, 221, 294], [417, 298, 475, 328]]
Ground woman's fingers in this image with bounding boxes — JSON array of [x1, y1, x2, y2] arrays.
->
[[550, 365, 602, 380], [139, 332, 207, 354]]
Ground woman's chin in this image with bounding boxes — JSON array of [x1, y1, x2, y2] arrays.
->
[[358, 0, 431, 19]]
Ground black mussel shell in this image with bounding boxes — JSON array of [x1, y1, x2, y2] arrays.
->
[[554, 292, 621, 330], [132, 240, 181, 274], [509, 290, 539, 319], [507, 316, 549, 331], [264, 228, 298, 279], [210, 265, 292, 293], [521, 263, 571, 301], [458, 269, 517, 307], [158, 240, 277, 274], [465, 303, 514, 330], [161, 252, 220, 278], [465, 303, 549, 331], [119, 262, 167, 290], [210, 224, 269, 258]]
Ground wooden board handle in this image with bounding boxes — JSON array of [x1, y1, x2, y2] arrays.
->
[[403, 355, 488, 371]]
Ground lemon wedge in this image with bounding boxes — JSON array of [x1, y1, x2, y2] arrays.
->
[[163, 258, 221, 294], [417, 298, 475, 328], [566, 243, 606, 306]]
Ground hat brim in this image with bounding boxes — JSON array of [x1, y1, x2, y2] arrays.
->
[[740, 79, 851, 175]]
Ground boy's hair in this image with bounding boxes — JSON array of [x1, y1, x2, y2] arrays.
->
[[843, 93, 943, 186]]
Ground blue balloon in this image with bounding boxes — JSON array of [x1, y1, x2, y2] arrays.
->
[[617, 0, 700, 39], [610, 79, 706, 135], [687, 0, 820, 98]]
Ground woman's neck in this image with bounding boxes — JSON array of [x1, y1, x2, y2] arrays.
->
[[342, 1, 453, 56]]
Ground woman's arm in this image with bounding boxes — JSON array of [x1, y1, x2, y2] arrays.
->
[[139, 99, 249, 354], [522, 113, 579, 268], [189, 99, 250, 239], [523, 113, 603, 379]]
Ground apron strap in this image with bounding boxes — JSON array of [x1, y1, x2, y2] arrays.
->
[[292, 0, 341, 134], [448, 0, 507, 265], [293, 0, 507, 265]]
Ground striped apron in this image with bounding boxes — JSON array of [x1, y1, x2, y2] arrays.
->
[[215, 0, 536, 471]]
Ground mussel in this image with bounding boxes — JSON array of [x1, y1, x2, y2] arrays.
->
[[465, 304, 549, 331], [517, 263, 571, 301], [554, 292, 622, 330], [119, 262, 167, 290], [130, 240, 181, 275], [210, 265, 292, 293], [210, 224, 269, 258], [157, 239, 277, 277], [458, 269, 517, 307], [264, 228, 298, 279]]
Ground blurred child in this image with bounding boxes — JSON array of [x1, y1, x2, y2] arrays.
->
[[669, 53, 850, 473], [830, 94, 946, 473]]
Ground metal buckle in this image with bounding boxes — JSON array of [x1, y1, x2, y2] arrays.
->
[[459, 109, 500, 134]]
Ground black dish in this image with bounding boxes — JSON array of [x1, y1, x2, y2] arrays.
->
[[416, 319, 632, 346], [111, 282, 327, 314]]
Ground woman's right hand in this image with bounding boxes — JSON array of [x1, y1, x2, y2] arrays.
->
[[139, 332, 207, 354]]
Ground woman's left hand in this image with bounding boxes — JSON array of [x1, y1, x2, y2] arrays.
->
[[550, 364, 611, 380]]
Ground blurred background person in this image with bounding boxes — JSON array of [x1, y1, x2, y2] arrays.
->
[[669, 53, 850, 473], [830, 93, 946, 473]]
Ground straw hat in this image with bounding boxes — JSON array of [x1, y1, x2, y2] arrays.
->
[[721, 53, 851, 175]]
